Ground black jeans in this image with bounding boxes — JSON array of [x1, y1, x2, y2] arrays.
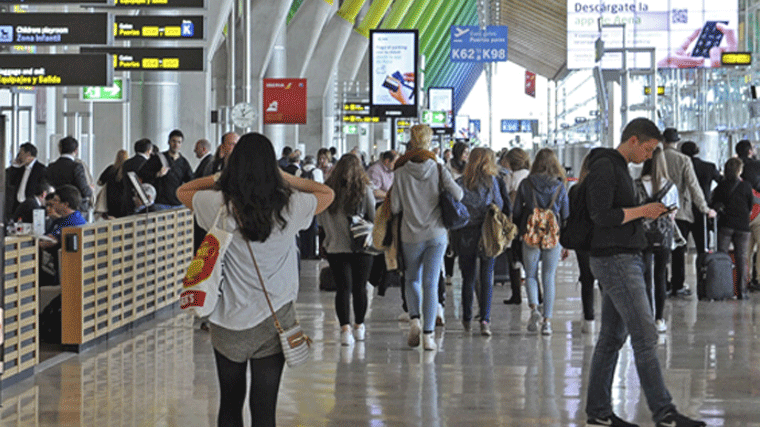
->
[[326, 253, 374, 326], [576, 249, 598, 321], [717, 227, 751, 296], [214, 349, 285, 427], [644, 248, 670, 321], [671, 216, 706, 294]]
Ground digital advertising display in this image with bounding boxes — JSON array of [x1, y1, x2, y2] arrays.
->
[[369, 29, 418, 118], [427, 87, 453, 134], [262, 78, 307, 124], [568, 0, 739, 69]]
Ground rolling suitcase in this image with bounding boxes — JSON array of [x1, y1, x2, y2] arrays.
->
[[493, 250, 510, 286], [697, 217, 734, 301]]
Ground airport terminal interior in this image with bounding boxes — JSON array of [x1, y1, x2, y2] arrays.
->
[[1, 0, 760, 426]]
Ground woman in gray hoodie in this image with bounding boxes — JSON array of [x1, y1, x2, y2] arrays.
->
[[391, 125, 463, 351]]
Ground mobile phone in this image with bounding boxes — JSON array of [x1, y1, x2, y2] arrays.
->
[[691, 21, 729, 58]]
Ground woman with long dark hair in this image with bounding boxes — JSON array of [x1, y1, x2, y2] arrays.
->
[[513, 148, 569, 336], [454, 147, 504, 336], [443, 141, 469, 284], [177, 133, 334, 427], [320, 154, 376, 346], [97, 149, 128, 218], [502, 147, 531, 304]]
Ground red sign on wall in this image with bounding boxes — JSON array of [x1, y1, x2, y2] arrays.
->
[[525, 71, 536, 98], [263, 78, 307, 124]]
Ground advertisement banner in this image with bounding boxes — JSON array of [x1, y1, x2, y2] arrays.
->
[[369, 29, 418, 118], [263, 78, 307, 124], [427, 87, 453, 133], [525, 71, 536, 97], [450, 25, 508, 62], [568, 0, 739, 69]]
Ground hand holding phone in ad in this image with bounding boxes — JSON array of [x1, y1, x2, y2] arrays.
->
[[657, 21, 737, 68]]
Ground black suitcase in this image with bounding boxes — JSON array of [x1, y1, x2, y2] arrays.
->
[[319, 265, 337, 291], [493, 250, 510, 286], [697, 217, 735, 301]]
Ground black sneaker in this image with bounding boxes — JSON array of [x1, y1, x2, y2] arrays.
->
[[655, 411, 706, 427], [586, 413, 639, 427]]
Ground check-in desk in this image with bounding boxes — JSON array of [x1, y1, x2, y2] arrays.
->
[[59, 208, 194, 351]]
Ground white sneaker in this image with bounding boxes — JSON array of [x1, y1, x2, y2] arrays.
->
[[397, 312, 410, 321], [408, 318, 421, 347], [527, 309, 542, 332], [422, 332, 437, 351], [354, 324, 366, 341], [655, 319, 667, 333], [582, 320, 595, 334], [541, 320, 552, 336], [436, 303, 445, 327], [340, 328, 355, 346]]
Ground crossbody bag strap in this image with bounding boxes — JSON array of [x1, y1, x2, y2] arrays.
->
[[244, 239, 284, 334]]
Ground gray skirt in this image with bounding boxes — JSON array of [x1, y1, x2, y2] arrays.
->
[[210, 301, 297, 363]]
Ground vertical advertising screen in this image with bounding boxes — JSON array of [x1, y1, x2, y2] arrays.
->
[[427, 87, 453, 133], [568, 0, 739, 69], [369, 29, 418, 118]]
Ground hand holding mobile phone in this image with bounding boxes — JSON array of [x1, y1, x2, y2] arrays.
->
[[659, 204, 677, 217]]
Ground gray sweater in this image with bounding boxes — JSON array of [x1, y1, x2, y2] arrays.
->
[[319, 185, 376, 254], [391, 159, 464, 243]]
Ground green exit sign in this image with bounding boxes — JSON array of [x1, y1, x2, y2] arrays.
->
[[343, 124, 358, 135], [82, 78, 128, 102], [422, 110, 446, 125]]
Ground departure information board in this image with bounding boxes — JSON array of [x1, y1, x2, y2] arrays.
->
[[114, 15, 204, 40], [0, 0, 108, 3], [81, 47, 204, 71], [0, 54, 112, 86], [0, 13, 110, 45]]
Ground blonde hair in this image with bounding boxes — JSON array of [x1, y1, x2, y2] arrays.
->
[[114, 149, 128, 181], [530, 148, 566, 180], [408, 124, 432, 151], [462, 147, 498, 191]]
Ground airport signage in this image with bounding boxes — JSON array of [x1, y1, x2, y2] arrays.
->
[[450, 25, 508, 63], [114, 15, 204, 40], [0, 13, 110, 45], [81, 47, 204, 71], [262, 78, 307, 124], [501, 119, 538, 135], [722, 51, 751, 65], [82, 77, 127, 102], [113, 0, 206, 7], [0, 54, 112, 87], [0, 0, 107, 3]]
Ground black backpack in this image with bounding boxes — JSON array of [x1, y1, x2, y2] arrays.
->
[[635, 179, 675, 248], [559, 180, 593, 251]]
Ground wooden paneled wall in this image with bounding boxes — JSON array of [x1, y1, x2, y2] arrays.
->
[[3, 236, 39, 380]]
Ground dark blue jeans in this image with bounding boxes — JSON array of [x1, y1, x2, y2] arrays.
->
[[455, 226, 495, 322], [587, 253, 675, 422]]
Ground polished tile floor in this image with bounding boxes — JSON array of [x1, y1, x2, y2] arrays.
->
[[2, 254, 760, 426]]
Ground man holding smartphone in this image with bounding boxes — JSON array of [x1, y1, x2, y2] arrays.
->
[[584, 118, 706, 427]]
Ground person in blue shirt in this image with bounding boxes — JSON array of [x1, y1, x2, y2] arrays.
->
[[40, 184, 86, 249]]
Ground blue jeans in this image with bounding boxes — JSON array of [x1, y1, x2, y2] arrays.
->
[[587, 253, 675, 422], [455, 226, 495, 322], [522, 243, 561, 319], [402, 234, 448, 333]]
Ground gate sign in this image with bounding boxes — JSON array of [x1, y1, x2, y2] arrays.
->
[[263, 78, 307, 124], [82, 78, 127, 102], [450, 25, 508, 62]]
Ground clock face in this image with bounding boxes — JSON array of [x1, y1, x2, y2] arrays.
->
[[231, 102, 256, 128]]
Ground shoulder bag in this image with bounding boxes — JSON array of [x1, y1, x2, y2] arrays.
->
[[180, 206, 234, 317], [437, 163, 470, 229], [480, 177, 517, 257], [244, 239, 312, 368], [348, 196, 383, 256]]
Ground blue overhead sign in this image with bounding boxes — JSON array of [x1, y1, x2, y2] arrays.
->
[[450, 25, 508, 62], [501, 119, 538, 134]]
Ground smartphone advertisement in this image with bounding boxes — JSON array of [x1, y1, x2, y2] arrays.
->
[[568, 0, 738, 69], [369, 29, 418, 118]]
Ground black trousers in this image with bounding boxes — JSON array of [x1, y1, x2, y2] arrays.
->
[[644, 248, 670, 321], [326, 253, 374, 326], [576, 249, 598, 321]]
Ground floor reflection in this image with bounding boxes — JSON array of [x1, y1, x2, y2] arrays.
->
[[1, 255, 759, 425]]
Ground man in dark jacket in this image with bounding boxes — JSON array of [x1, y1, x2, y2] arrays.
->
[[137, 130, 194, 207], [5, 142, 46, 221], [584, 118, 705, 427], [45, 136, 92, 212], [681, 141, 722, 249], [736, 139, 760, 192]]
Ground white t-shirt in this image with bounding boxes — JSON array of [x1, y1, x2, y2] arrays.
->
[[193, 189, 317, 330]]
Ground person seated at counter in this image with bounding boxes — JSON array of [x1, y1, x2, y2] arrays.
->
[[39, 184, 87, 250], [12, 181, 51, 224]]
